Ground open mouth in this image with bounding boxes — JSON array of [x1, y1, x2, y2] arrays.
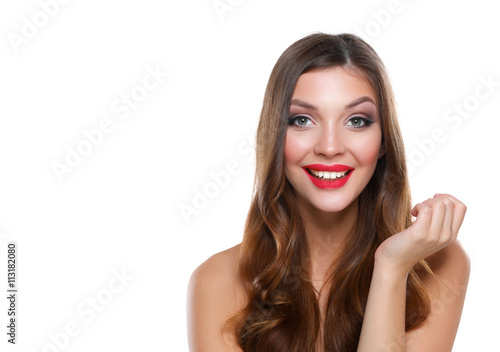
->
[[306, 168, 352, 181]]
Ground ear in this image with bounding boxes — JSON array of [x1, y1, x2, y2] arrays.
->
[[378, 143, 385, 158]]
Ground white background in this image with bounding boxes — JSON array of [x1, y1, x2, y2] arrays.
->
[[1, 0, 498, 351]]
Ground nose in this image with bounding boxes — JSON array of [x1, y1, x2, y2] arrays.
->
[[313, 124, 346, 158]]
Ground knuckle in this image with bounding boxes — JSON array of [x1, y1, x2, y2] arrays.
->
[[434, 202, 447, 211], [457, 202, 467, 213], [420, 206, 432, 215], [422, 200, 433, 207], [442, 198, 455, 208], [436, 200, 448, 209]]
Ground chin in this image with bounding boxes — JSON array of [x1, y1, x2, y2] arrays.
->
[[311, 198, 354, 214], [296, 190, 358, 214]]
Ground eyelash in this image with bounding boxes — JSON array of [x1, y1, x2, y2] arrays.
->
[[287, 115, 313, 127], [287, 115, 374, 128]]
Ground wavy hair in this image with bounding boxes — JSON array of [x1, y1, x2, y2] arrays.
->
[[226, 33, 432, 352]]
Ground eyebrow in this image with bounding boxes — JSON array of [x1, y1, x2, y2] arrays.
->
[[290, 96, 376, 111], [345, 96, 376, 109], [290, 99, 319, 110]]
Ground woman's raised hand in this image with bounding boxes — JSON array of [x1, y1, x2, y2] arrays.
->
[[375, 194, 467, 275]]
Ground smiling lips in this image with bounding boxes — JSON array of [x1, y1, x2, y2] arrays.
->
[[302, 164, 354, 189]]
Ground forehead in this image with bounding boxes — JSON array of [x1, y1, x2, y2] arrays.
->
[[292, 67, 377, 106]]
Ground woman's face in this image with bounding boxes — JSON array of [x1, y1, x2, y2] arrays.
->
[[284, 67, 382, 213]]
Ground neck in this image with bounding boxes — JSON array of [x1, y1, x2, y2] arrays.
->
[[296, 195, 359, 285]]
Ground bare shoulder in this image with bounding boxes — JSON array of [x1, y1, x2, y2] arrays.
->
[[423, 240, 471, 322], [190, 244, 241, 286], [187, 244, 246, 352], [426, 240, 471, 279], [406, 240, 471, 351]]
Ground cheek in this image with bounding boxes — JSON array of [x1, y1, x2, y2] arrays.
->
[[352, 132, 381, 166], [284, 132, 309, 166]]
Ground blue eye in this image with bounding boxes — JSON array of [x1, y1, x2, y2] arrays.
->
[[287, 115, 312, 128], [347, 116, 373, 128]]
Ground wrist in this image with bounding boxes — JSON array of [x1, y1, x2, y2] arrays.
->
[[373, 255, 410, 282]]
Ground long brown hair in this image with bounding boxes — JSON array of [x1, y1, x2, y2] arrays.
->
[[226, 33, 432, 352]]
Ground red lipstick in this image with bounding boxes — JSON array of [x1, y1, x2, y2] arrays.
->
[[302, 164, 354, 189]]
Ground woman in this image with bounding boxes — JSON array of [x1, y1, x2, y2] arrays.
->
[[187, 33, 469, 352]]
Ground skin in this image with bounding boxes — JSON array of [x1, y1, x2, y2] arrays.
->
[[284, 67, 382, 295], [187, 67, 470, 352]]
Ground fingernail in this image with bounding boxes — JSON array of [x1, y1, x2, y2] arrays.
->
[[434, 193, 442, 197]]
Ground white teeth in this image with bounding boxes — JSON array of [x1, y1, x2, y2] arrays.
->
[[309, 169, 349, 180]]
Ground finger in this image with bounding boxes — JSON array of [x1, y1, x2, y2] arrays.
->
[[428, 200, 447, 241], [452, 205, 466, 235], [425, 195, 455, 238], [411, 203, 432, 233], [411, 203, 419, 217], [411, 200, 433, 218], [441, 197, 455, 241], [434, 194, 467, 235]]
